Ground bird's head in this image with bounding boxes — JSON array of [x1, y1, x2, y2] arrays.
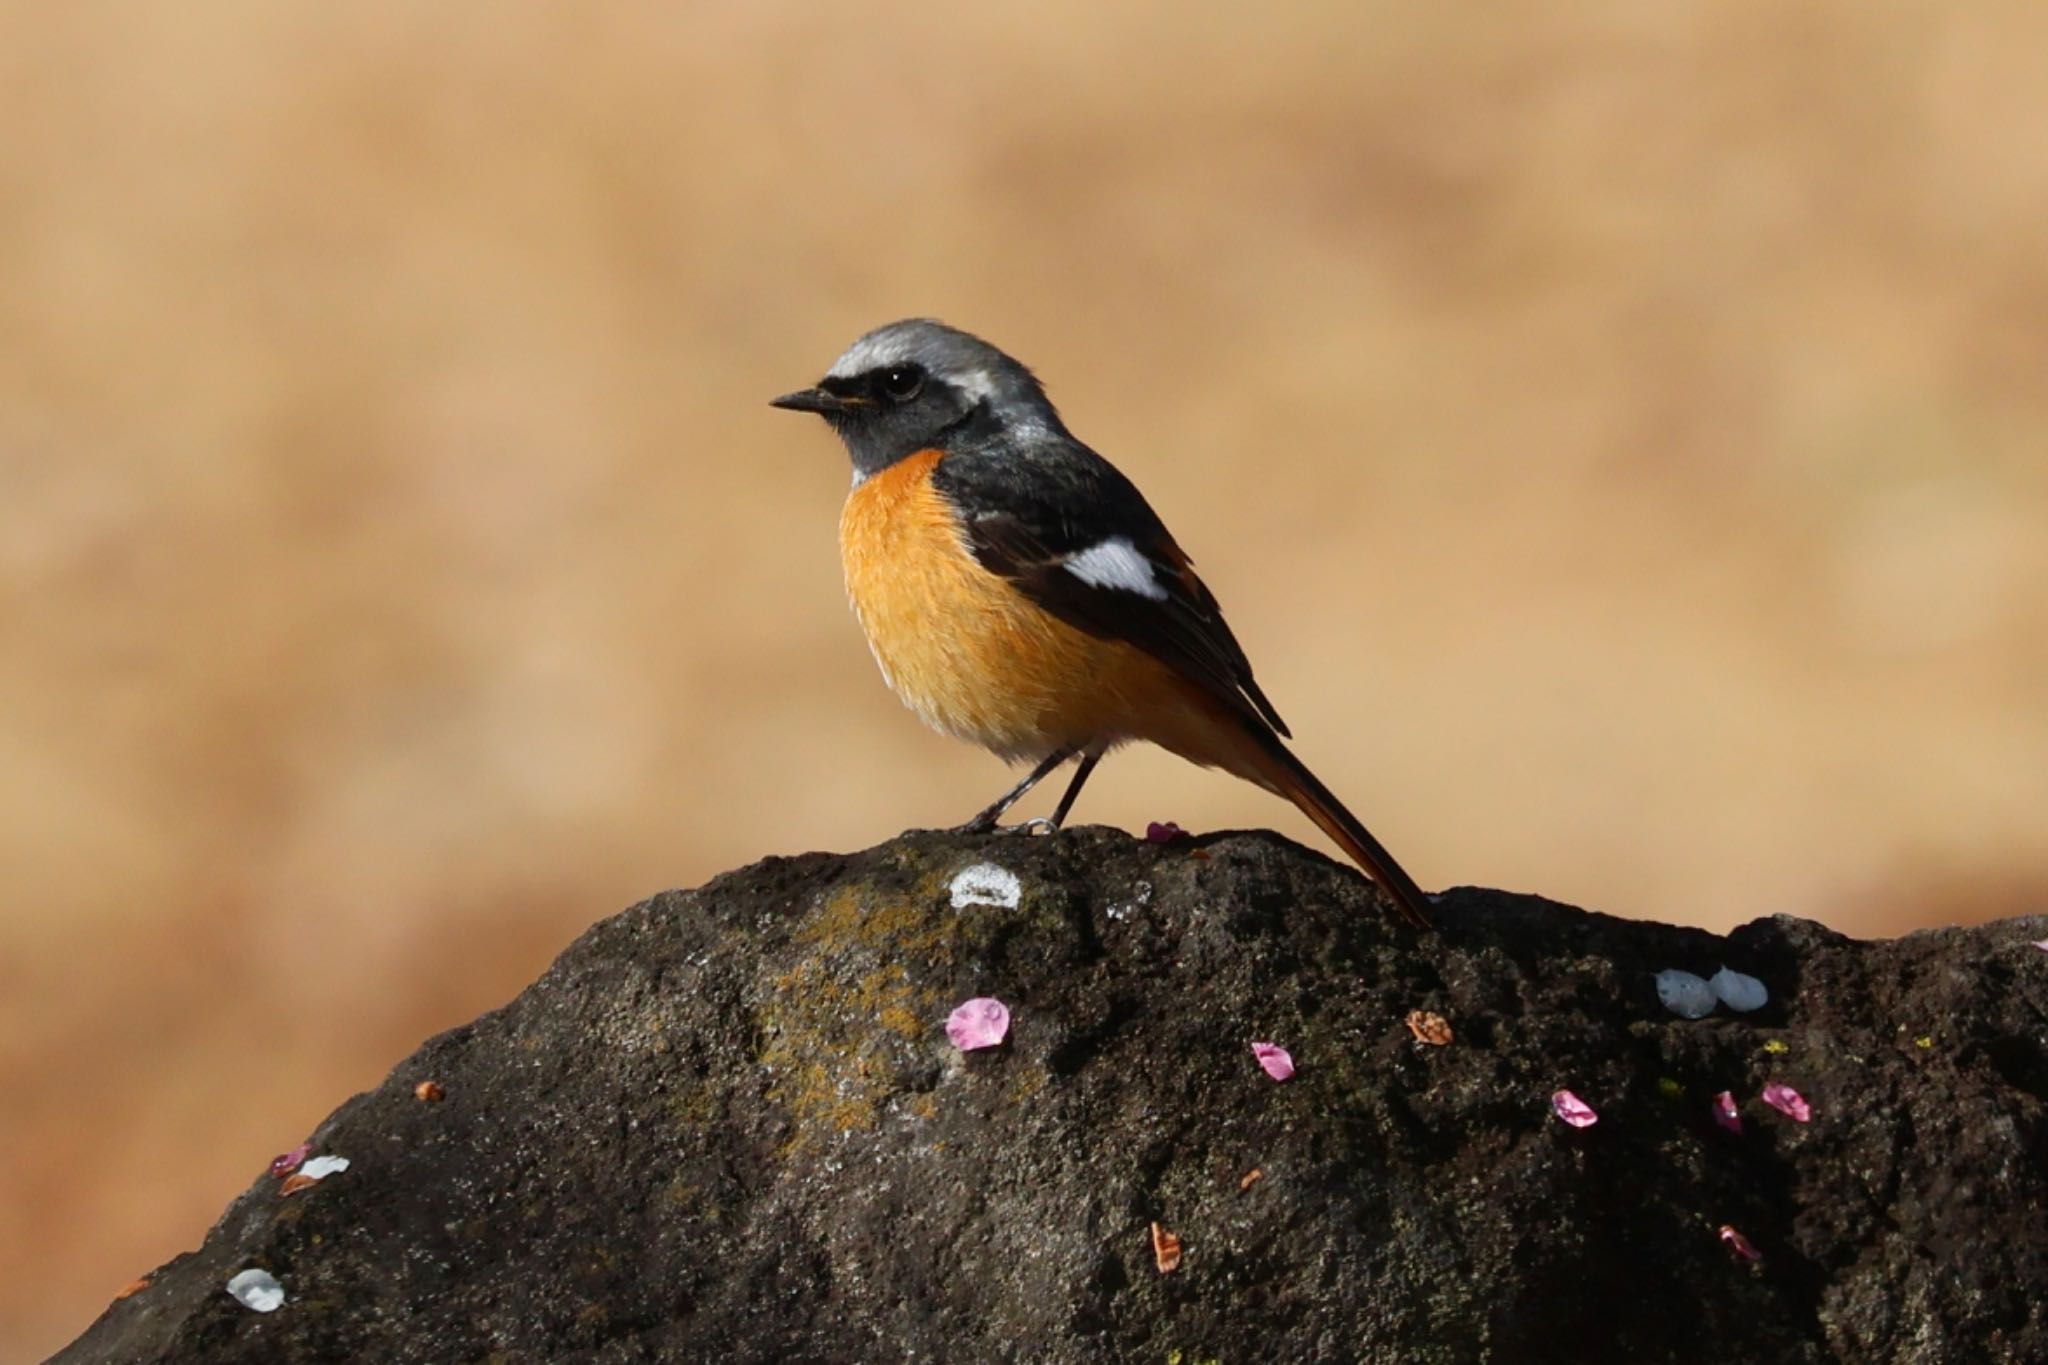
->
[[771, 319, 1061, 481]]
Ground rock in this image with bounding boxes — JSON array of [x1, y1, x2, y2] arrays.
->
[[56, 828, 2048, 1363]]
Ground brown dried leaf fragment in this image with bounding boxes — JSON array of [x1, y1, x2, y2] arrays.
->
[[1239, 1167, 1264, 1191], [115, 1277, 149, 1301], [278, 1172, 319, 1197], [1405, 1010, 1453, 1046], [415, 1080, 445, 1102], [1150, 1221, 1183, 1273]]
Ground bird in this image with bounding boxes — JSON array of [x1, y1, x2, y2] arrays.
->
[[771, 319, 1431, 927]]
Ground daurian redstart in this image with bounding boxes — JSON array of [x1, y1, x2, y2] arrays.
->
[[773, 319, 1430, 927]]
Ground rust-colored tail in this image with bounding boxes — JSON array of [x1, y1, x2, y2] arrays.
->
[[1244, 727, 1433, 929], [1140, 680, 1433, 928]]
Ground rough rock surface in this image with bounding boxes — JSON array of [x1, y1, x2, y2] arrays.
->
[[58, 828, 2048, 1363]]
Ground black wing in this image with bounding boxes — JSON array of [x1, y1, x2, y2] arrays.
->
[[932, 441, 1290, 739]]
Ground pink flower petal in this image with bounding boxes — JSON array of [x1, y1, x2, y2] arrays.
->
[[1250, 1041, 1294, 1081], [945, 997, 1010, 1051], [1145, 821, 1188, 844], [1711, 1090, 1743, 1135], [1719, 1224, 1762, 1262], [1550, 1089, 1599, 1127], [1761, 1081, 1811, 1122], [2032, 939, 2048, 952], [269, 1143, 311, 1178]]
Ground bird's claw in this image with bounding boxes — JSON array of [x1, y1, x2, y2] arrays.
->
[[952, 815, 1058, 837]]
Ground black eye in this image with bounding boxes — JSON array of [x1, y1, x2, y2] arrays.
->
[[878, 366, 924, 402]]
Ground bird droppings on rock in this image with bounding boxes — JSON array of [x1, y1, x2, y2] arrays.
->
[[1655, 969, 1718, 1019], [945, 997, 1010, 1051], [948, 862, 1022, 910], [54, 828, 2048, 1363], [1761, 1082, 1812, 1123], [1551, 1089, 1599, 1127], [1709, 966, 1769, 1013], [1250, 1041, 1294, 1081], [224, 1269, 283, 1313]]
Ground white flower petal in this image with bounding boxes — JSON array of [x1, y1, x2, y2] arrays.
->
[[1655, 970, 1718, 1019], [226, 1268, 285, 1312], [1709, 967, 1769, 1013]]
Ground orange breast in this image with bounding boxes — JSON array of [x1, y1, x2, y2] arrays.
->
[[839, 450, 1204, 760]]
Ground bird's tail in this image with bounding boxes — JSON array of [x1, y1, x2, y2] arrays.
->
[[1237, 724, 1433, 929], [1139, 681, 1433, 928]]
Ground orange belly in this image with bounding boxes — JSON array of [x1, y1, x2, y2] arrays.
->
[[839, 450, 1215, 762]]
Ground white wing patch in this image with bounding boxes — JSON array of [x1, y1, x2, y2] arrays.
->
[[1063, 537, 1169, 600]]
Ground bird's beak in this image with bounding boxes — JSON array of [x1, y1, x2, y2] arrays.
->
[[769, 385, 846, 414]]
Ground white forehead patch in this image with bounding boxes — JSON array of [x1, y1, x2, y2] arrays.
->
[[1063, 537, 1169, 600], [827, 331, 999, 407], [827, 330, 915, 380]]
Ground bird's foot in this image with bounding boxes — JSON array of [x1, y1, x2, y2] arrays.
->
[[952, 814, 1058, 837]]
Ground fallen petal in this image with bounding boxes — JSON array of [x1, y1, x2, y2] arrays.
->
[[1710, 967, 1769, 1013], [1144, 821, 1187, 844], [1250, 1041, 1295, 1081], [278, 1173, 319, 1197], [414, 1080, 445, 1102], [225, 1268, 285, 1312], [2032, 939, 2048, 952], [1719, 1224, 1762, 1262], [1404, 1010, 1454, 1046], [1655, 970, 1718, 1019], [1239, 1167, 1264, 1191], [1761, 1082, 1811, 1122], [299, 1155, 350, 1181], [115, 1277, 149, 1301], [946, 997, 1011, 1051], [949, 863, 1021, 911], [1551, 1089, 1599, 1127], [268, 1143, 311, 1178], [1762, 1039, 1789, 1055], [1150, 1221, 1183, 1273], [1711, 1090, 1743, 1135]]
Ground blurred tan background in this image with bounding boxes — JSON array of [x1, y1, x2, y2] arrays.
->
[[5, 1, 2046, 1356]]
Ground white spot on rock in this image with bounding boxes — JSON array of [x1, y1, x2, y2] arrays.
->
[[299, 1155, 350, 1180], [1710, 967, 1769, 1013], [950, 863, 1021, 910], [226, 1268, 285, 1312], [1655, 970, 1718, 1019]]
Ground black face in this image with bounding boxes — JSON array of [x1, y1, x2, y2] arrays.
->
[[772, 362, 983, 481]]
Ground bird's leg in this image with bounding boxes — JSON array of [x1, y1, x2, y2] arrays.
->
[[1047, 749, 1104, 829], [956, 746, 1078, 834]]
